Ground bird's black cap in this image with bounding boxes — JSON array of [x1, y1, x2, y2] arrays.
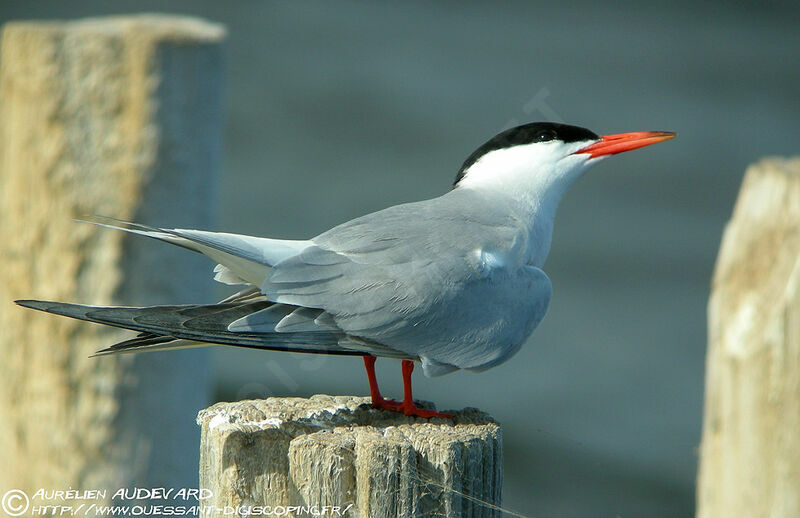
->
[[454, 122, 599, 187]]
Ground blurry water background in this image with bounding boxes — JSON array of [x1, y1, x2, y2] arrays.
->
[[2, 1, 798, 516]]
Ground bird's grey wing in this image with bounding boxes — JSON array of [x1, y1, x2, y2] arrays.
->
[[261, 193, 547, 373]]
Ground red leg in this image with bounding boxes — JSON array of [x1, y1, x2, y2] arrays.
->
[[363, 356, 451, 418], [363, 355, 382, 403], [401, 360, 415, 404], [362, 355, 401, 411], [398, 359, 453, 418]]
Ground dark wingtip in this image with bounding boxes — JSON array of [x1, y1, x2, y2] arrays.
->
[[15, 299, 54, 312]]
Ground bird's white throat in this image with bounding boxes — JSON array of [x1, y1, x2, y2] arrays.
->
[[455, 140, 600, 266]]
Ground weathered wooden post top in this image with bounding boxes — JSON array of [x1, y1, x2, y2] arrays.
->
[[197, 395, 503, 517]]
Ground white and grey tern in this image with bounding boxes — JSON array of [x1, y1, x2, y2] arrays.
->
[[17, 122, 675, 418]]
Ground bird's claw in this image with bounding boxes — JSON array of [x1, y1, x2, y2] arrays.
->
[[401, 403, 453, 419], [370, 396, 402, 412], [370, 396, 452, 418]]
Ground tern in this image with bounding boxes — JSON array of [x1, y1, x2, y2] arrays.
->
[[16, 122, 675, 418]]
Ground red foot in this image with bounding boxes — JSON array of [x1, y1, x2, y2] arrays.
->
[[362, 356, 453, 419], [400, 400, 453, 418], [369, 395, 403, 412], [369, 394, 452, 418]]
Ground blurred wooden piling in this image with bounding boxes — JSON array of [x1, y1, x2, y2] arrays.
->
[[197, 395, 503, 517], [696, 158, 800, 518], [0, 15, 224, 498]]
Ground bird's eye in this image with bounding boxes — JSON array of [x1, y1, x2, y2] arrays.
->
[[535, 130, 557, 142]]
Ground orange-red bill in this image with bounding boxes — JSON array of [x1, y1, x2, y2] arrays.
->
[[574, 131, 676, 158]]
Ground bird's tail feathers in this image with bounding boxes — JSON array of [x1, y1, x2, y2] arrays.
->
[[91, 335, 210, 356], [76, 216, 311, 287]]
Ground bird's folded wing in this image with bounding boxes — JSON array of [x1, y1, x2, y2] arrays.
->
[[15, 299, 412, 359], [261, 197, 532, 361]]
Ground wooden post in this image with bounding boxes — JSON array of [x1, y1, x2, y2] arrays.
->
[[696, 157, 800, 518], [197, 395, 503, 517], [0, 15, 225, 498]]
